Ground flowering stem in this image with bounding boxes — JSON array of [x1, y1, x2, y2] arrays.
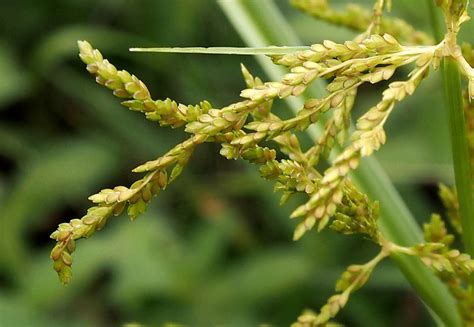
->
[[219, 0, 461, 325]]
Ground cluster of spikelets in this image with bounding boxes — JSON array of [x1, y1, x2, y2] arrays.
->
[[50, 0, 474, 325]]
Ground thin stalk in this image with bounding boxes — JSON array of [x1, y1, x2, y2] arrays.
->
[[443, 59, 474, 255], [428, 0, 474, 267], [218, 0, 461, 325]]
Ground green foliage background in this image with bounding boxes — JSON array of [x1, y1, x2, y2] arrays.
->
[[0, 0, 472, 326]]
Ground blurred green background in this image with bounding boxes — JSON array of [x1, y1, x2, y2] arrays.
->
[[0, 0, 472, 326]]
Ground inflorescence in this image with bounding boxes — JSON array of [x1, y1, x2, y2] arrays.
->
[[50, 0, 474, 325]]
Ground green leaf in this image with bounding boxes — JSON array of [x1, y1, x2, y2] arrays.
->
[[0, 140, 118, 280], [129, 46, 309, 55], [0, 42, 32, 108]]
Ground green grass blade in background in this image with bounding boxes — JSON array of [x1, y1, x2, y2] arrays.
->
[[0, 141, 118, 281], [0, 43, 32, 108], [218, 0, 461, 325]]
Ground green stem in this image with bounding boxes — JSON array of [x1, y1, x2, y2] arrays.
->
[[442, 59, 474, 256], [428, 0, 474, 269], [219, 0, 462, 325]]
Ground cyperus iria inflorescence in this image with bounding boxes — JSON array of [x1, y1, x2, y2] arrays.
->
[[50, 0, 474, 325]]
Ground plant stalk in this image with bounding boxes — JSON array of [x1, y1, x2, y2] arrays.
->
[[219, 0, 462, 325], [428, 0, 474, 269], [443, 59, 474, 255]]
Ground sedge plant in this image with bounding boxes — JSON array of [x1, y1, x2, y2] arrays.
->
[[50, 0, 474, 325]]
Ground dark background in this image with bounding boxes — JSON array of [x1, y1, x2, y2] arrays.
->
[[0, 0, 472, 326]]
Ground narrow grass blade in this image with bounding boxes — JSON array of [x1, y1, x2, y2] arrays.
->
[[130, 46, 308, 55]]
